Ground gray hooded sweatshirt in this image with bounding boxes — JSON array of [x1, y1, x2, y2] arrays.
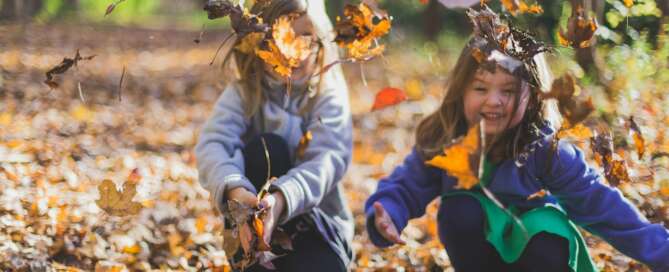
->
[[195, 67, 354, 245]]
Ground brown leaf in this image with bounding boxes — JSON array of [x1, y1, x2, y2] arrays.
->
[[95, 179, 143, 216], [558, 3, 598, 49], [542, 73, 593, 125], [629, 116, 645, 159], [44, 50, 96, 89]]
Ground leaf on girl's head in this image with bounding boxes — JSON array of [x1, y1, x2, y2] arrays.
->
[[371, 87, 408, 111], [296, 131, 313, 160], [426, 123, 482, 189], [255, 15, 311, 78], [558, 4, 597, 49], [628, 116, 645, 159], [204, 0, 237, 19], [334, 2, 391, 60], [95, 180, 143, 216], [236, 32, 266, 54], [44, 50, 96, 89]]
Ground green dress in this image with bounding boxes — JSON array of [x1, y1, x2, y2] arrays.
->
[[442, 160, 598, 272]]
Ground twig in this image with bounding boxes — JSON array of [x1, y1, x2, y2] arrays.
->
[[118, 66, 126, 102], [210, 32, 235, 66], [77, 82, 85, 103]]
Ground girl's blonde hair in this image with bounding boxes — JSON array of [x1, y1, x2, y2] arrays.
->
[[222, 0, 339, 117], [415, 38, 561, 161]]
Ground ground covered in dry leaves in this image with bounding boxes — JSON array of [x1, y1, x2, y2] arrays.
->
[[1, 24, 668, 271]]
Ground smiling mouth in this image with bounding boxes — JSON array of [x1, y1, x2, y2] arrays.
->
[[480, 112, 505, 122]]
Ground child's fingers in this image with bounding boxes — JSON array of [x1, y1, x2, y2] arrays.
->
[[373, 201, 387, 218], [258, 195, 275, 210]]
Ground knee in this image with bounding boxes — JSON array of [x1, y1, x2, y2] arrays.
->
[[438, 195, 485, 237], [518, 232, 570, 270]]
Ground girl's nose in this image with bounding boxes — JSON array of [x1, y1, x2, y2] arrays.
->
[[484, 92, 505, 108]]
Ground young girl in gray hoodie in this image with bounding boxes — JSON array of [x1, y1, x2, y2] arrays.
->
[[195, 0, 352, 271]]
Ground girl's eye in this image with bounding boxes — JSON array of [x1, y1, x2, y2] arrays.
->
[[503, 89, 516, 96], [474, 87, 487, 92]]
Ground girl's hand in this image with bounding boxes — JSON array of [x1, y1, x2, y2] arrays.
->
[[225, 187, 258, 207], [258, 191, 286, 246], [373, 201, 406, 245]]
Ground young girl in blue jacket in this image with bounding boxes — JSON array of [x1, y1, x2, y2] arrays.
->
[[365, 7, 669, 272], [196, 0, 353, 271]]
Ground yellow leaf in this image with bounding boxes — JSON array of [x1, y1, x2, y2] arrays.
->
[[71, 104, 93, 122], [404, 79, 424, 100], [296, 130, 312, 160], [527, 189, 547, 200], [426, 123, 481, 189], [557, 123, 593, 140], [623, 0, 633, 8], [236, 32, 265, 54], [0, 112, 11, 126]]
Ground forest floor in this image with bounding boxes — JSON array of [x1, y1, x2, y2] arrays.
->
[[1, 23, 665, 271]]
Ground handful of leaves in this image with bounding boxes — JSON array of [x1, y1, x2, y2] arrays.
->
[[221, 179, 293, 270]]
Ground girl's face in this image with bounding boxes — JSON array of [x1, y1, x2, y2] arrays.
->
[[264, 14, 319, 84], [463, 68, 530, 136]]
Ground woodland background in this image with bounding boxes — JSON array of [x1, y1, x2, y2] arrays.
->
[[2, 0, 669, 271]]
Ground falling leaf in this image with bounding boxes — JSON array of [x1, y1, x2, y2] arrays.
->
[[334, 2, 391, 60], [500, 0, 544, 15], [95, 180, 143, 216], [542, 73, 593, 126], [44, 50, 96, 89], [606, 158, 631, 186], [557, 123, 593, 140], [426, 123, 482, 189], [371, 87, 408, 111], [296, 131, 312, 160], [404, 79, 424, 100], [623, 0, 634, 8], [629, 117, 645, 159], [105, 0, 126, 17], [558, 3, 598, 49]]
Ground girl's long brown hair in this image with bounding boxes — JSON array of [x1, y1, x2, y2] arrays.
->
[[221, 0, 334, 117], [415, 38, 561, 162]]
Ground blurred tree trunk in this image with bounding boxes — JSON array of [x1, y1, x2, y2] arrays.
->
[[657, 0, 669, 16], [423, 0, 444, 41], [0, 0, 42, 20]]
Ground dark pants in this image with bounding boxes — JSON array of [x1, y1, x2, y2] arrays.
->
[[240, 133, 347, 272], [439, 195, 570, 272]]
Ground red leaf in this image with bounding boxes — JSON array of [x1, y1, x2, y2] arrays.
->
[[371, 87, 408, 111]]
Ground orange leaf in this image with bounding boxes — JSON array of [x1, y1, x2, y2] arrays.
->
[[629, 117, 645, 159], [527, 189, 547, 200], [296, 130, 313, 160], [557, 123, 593, 140], [426, 123, 481, 189], [254, 216, 271, 251], [623, 0, 634, 8], [371, 87, 408, 111], [334, 3, 391, 60]]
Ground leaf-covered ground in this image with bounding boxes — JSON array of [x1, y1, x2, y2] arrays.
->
[[1, 24, 667, 271]]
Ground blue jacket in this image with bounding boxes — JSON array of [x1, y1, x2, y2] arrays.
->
[[365, 131, 669, 271]]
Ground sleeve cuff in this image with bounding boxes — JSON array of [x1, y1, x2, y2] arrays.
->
[[270, 176, 302, 225]]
